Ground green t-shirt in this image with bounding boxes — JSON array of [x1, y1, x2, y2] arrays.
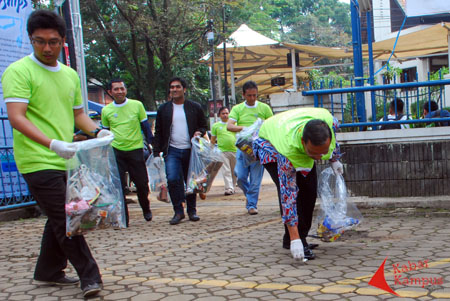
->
[[211, 121, 237, 152], [258, 107, 336, 170], [101, 98, 147, 151], [229, 101, 273, 127], [1, 55, 83, 173]]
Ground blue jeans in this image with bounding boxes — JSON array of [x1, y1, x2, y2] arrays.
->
[[235, 150, 264, 209], [165, 146, 196, 215]]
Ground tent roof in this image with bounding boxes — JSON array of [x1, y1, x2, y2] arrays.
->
[[363, 22, 450, 60], [201, 24, 351, 96], [217, 24, 278, 48]]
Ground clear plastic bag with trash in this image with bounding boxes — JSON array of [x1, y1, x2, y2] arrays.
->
[[65, 135, 126, 237], [316, 167, 363, 242], [235, 118, 263, 164], [146, 153, 170, 203], [186, 136, 224, 194]]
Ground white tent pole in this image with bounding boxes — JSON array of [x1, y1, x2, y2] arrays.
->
[[69, 0, 89, 113], [290, 48, 298, 91], [230, 54, 236, 105]]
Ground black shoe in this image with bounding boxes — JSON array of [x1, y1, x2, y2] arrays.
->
[[34, 276, 79, 286], [143, 210, 152, 221], [308, 243, 319, 250], [304, 246, 315, 260], [188, 213, 200, 221], [169, 214, 185, 225], [82, 283, 101, 298]]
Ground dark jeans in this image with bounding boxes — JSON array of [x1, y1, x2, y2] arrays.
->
[[22, 170, 102, 289], [165, 146, 196, 215], [113, 148, 151, 225], [264, 162, 318, 245]]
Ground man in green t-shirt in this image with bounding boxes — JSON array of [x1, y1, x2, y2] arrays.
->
[[211, 107, 237, 195], [253, 107, 343, 261], [101, 79, 154, 226], [227, 81, 273, 215], [1, 10, 106, 297]]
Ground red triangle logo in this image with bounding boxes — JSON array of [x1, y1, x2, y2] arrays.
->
[[368, 256, 399, 296]]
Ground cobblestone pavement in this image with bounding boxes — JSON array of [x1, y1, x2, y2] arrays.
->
[[1, 183, 450, 300]]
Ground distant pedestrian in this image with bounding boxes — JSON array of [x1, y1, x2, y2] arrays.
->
[[211, 107, 237, 195], [227, 81, 273, 215], [102, 78, 154, 226], [379, 98, 409, 130], [1, 10, 107, 297], [422, 100, 450, 127]]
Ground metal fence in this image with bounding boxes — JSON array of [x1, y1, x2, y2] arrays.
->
[[302, 78, 450, 130], [0, 116, 35, 211]]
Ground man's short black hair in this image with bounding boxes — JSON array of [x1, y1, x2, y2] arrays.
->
[[242, 81, 258, 94], [423, 100, 439, 113], [302, 119, 331, 146], [390, 98, 404, 113], [27, 10, 66, 38], [218, 106, 229, 114], [108, 79, 126, 90], [169, 77, 187, 89]]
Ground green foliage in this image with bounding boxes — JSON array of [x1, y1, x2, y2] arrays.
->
[[81, 0, 223, 110], [305, 69, 350, 89], [382, 64, 402, 82], [429, 66, 449, 81]]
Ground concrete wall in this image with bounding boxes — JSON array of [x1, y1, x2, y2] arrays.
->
[[318, 127, 450, 197], [269, 92, 347, 121]]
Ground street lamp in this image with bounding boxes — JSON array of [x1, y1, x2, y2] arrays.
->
[[206, 20, 217, 122]]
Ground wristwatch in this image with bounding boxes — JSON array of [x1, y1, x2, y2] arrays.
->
[[91, 128, 101, 137]]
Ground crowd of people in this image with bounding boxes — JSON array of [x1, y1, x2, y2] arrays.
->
[[3, 9, 449, 298]]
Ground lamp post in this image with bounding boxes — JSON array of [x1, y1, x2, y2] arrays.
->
[[222, 5, 229, 108], [207, 20, 217, 122]]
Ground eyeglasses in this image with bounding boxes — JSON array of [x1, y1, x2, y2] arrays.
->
[[31, 38, 62, 48]]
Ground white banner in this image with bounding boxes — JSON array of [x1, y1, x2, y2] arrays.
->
[[406, 0, 450, 17], [0, 2, 33, 113]]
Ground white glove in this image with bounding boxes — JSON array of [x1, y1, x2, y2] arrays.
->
[[49, 139, 78, 159], [290, 239, 305, 260], [97, 129, 114, 138], [331, 161, 344, 175]]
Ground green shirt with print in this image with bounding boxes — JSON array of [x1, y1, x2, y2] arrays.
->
[[101, 98, 147, 151], [211, 121, 237, 152], [1, 56, 82, 174], [229, 101, 273, 127], [258, 107, 336, 170]]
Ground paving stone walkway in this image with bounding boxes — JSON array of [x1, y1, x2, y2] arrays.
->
[[1, 183, 450, 300]]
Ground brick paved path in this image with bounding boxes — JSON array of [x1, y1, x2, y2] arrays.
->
[[1, 183, 450, 300]]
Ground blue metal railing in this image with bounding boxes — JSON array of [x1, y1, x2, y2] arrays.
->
[[302, 78, 450, 129], [0, 116, 35, 211]]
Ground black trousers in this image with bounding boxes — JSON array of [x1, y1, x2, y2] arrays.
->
[[113, 148, 151, 225], [264, 162, 318, 245], [22, 170, 102, 289]]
